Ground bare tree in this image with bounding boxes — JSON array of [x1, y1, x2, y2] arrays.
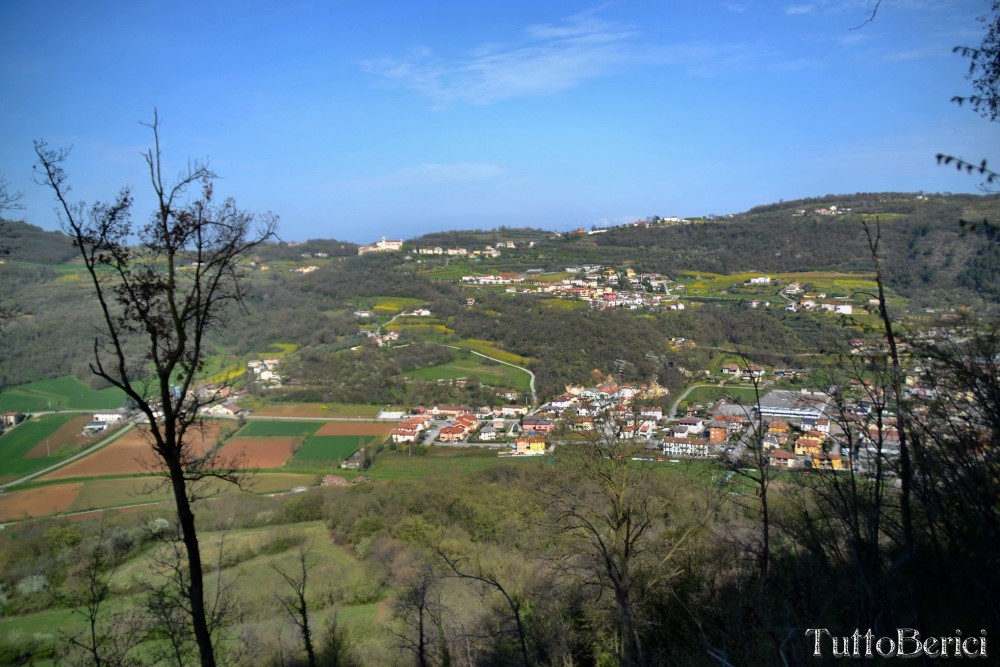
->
[[33, 111, 276, 667], [0, 173, 22, 215], [272, 545, 318, 667], [860, 219, 913, 552], [142, 521, 245, 667], [428, 541, 534, 667], [546, 410, 702, 667], [787, 342, 903, 633], [392, 566, 439, 667], [712, 356, 787, 664], [49, 519, 148, 667]]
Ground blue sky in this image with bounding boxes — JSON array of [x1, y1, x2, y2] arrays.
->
[[1, 0, 998, 243]]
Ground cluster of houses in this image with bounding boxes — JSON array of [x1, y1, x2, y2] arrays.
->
[[787, 298, 854, 315], [388, 402, 550, 455], [458, 265, 690, 312], [380, 381, 886, 471], [357, 236, 532, 259], [248, 358, 282, 385], [413, 241, 528, 259]]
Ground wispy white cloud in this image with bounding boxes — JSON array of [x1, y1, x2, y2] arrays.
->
[[363, 12, 636, 107], [363, 10, 778, 106], [721, 3, 747, 12], [785, 4, 816, 15], [783, 0, 941, 18], [336, 162, 507, 190]]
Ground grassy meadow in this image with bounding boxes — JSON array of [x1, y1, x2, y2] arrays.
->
[[291, 435, 369, 463], [405, 349, 532, 393], [0, 376, 126, 413]]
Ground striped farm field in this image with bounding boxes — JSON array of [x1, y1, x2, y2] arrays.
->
[[216, 436, 299, 468], [25, 415, 95, 457], [315, 421, 395, 437], [292, 435, 369, 463], [39, 423, 221, 480]]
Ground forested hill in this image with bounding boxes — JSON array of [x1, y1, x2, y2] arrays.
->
[[543, 193, 1000, 307], [408, 227, 553, 249], [0, 220, 77, 264]]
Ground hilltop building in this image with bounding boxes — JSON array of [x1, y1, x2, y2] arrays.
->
[[357, 237, 403, 255]]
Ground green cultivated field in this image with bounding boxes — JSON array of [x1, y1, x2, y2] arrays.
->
[[0, 414, 80, 481], [371, 296, 425, 313], [0, 376, 126, 413], [235, 420, 322, 437], [291, 435, 369, 462], [455, 339, 532, 366]]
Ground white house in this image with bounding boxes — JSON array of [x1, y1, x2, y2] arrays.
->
[[93, 410, 127, 424]]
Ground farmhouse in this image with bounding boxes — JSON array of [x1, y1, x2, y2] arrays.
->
[[93, 409, 128, 424], [1, 412, 26, 428]]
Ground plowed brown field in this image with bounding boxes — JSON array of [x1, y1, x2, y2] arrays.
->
[[215, 437, 298, 468], [39, 423, 221, 480], [0, 482, 82, 520]]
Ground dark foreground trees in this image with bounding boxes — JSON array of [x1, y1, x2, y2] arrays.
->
[[33, 113, 277, 667]]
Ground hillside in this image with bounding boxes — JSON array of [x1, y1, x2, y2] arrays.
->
[[0, 219, 77, 264], [1, 192, 997, 394]]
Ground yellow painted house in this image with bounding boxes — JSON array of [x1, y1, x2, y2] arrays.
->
[[514, 436, 546, 456]]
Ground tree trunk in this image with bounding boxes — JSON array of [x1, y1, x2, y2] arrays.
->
[[170, 469, 216, 667]]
